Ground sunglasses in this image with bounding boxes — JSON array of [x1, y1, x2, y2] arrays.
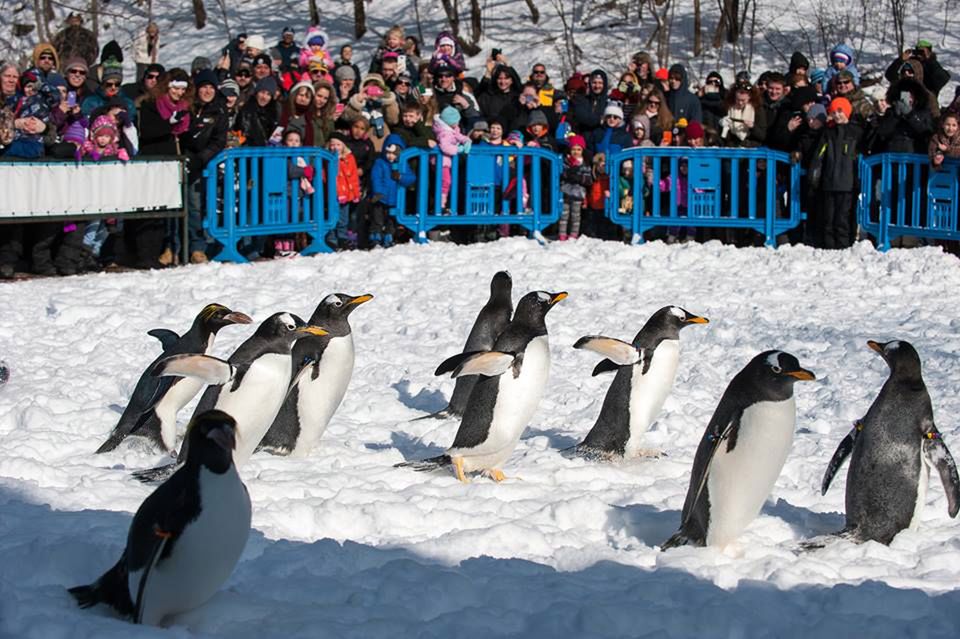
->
[[39, 54, 54, 61], [707, 79, 720, 86], [310, 68, 325, 74], [606, 114, 622, 119], [236, 70, 252, 77], [145, 73, 160, 80], [103, 81, 120, 88], [438, 72, 455, 78], [837, 79, 852, 86], [647, 99, 660, 106], [396, 80, 411, 86], [669, 76, 682, 82], [532, 69, 546, 75], [68, 68, 87, 76]]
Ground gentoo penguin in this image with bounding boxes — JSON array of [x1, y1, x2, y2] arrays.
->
[[573, 306, 708, 459], [420, 271, 513, 419], [257, 293, 373, 456], [131, 313, 327, 482], [662, 351, 815, 549], [69, 410, 251, 625], [398, 290, 567, 482], [97, 304, 252, 454], [820, 340, 960, 544]]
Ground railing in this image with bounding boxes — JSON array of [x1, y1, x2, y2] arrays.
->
[[391, 146, 562, 242], [858, 153, 960, 251], [605, 147, 804, 247], [203, 147, 340, 262]]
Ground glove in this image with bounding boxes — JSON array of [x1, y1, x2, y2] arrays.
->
[[458, 139, 472, 154], [169, 110, 187, 125], [391, 170, 400, 180], [115, 110, 131, 128], [369, 193, 382, 203]]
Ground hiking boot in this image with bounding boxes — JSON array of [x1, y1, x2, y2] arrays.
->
[[190, 250, 209, 264], [157, 247, 175, 266]]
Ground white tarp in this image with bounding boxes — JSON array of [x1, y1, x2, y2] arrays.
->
[[0, 159, 183, 218]]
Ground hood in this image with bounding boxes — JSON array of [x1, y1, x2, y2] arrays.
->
[[789, 51, 810, 74], [886, 77, 930, 111], [588, 68, 608, 94], [380, 133, 406, 157], [100, 40, 123, 64], [830, 44, 855, 64], [668, 64, 689, 91], [490, 65, 522, 95], [361, 73, 388, 91], [32, 43, 59, 69]]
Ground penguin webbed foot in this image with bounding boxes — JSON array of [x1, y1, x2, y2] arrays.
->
[[452, 456, 469, 483], [483, 468, 508, 482]]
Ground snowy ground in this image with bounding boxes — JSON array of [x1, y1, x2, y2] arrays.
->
[[2, 238, 960, 638]]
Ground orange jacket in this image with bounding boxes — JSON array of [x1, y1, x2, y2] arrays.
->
[[336, 153, 361, 203]]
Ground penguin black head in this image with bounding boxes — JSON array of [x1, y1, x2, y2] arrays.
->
[[309, 293, 374, 326], [256, 312, 328, 343], [513, 291, 567, 326], [747, 350, 816, 399], [199, 303, 253, 333], [868, 340, 923, 381], [184, 409, 238, 474], [490, 271, 512, 302], [656, 306, 709, 334]]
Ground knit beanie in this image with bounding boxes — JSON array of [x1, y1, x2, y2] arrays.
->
[[807, 103, 827, 123], [194, 69, 218, 89], [219, 78, 240, 97], [828, 97, 852, 119], [603, 103, 624, 119], [506, 130, 523, 145], [255, 75, 278, 94], [65, 57, 88, 74], [831, 49, 852, 66], [809, 68, 826, 86], [289, 79, 315, 97], [101, 59, 123, 83], [527, 110, 548, 128], [685, 119, 704, 140], [334, 65, 357, 82], [440, 106, 461, 126], [567, 134, 586, 149], [91, 115, 118, 138], [63, 119, 87, 145]]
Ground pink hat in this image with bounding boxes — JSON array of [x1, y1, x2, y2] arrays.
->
[[567, 134, 586, 149]]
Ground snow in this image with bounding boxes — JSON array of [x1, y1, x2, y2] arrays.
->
[[2, 238, 960, 637]]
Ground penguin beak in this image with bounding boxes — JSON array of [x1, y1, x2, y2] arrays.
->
[[685, 315, 709, 324], [348, 294, 374, 305], [207, 424, 237, 451], [867, 340, 885, 354], [786, 368, 816, 381], [549, 292, 568, 305], [297, 326, 329, 336], [223, 312, 253, 325]]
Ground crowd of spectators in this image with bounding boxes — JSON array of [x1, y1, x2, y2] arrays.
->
[[1, 15, 958, 277]]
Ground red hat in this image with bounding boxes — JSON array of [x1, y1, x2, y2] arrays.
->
[[828, 97, 852, 119], [654, 68, 669, 81], [685, 119, 704, 140], [564, 72, 586, 95], [567, 134, 586, 149]]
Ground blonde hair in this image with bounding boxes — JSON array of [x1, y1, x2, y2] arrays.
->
[[386, 25, 405, 42]]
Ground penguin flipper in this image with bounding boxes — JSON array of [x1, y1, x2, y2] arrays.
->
[[573, 336, 641, 366], [820, 422, 861, 496], [394, 455, 452, 471], [131, 463, 179, 484], [591, 359, 620, 376], [146, 329, 180, 352], [451, 351, 517, 378], [435, 351, 487, 376], [922, 426, 960, 518], [68, 555, 134, 616], [152, 354, 235, 386]]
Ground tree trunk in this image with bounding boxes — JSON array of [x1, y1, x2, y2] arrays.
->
[[470, 0, 482, 43], [42, 0, 54, 24], [353, 0, 366, 38], [309, 0, 320, 26], [217, 0, 231, 39], [192, 0, 206, 29], [32, 0, 48, 43], [523, 0, 541, 23], [693, 0, 701, 56], [440, 0, 461, 37], [90, 0, 99, 39]]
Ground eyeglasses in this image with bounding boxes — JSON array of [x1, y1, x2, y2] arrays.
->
[[396, 80, 411, 86], [103, 81, 120, 88], [145, 73, 160, 80], [837, 79, 852, 86], [532, 69, 546, 75], [236, 70, 252, 77], [68, 69, 87, 76], [39, 54, 54, 61]]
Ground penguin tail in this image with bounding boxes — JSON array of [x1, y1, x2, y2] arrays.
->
[[68, 557, 133, 615], [67, 583, 100, 608], [411, 408, 457, 421], [394, 455, 452, 471], [94, 433, 123, 454], [131, 462, 178, 484], [661, 530, 692, 550]]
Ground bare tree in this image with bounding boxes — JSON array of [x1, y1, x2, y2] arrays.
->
[[890, 0, 906, 53], [309, 0, 320, 26], [192, 0, 206, 29]]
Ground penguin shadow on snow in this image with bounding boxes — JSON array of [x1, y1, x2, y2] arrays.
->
[[761, 498, 845, 538], [606, 503, 683, 547], [391, 379, 448, 414], [5, 487, 960, 637], [523, 426, 579, 451], [367, 430, 447, 461]]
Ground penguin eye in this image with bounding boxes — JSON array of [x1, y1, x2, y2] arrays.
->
[[333, 300, 343, 308], [771, 365, 782, 374]]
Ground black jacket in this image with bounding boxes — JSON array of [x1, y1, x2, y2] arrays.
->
[[237, 98, 279, 148], [182, 98, 228, 181], [665, 65, 703, 124], [874, 78, 935, 154], [137, 100, 181, 156], [570, 70, 608, 135], [815, 122, 863, 192]]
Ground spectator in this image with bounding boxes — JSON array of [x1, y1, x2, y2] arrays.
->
[[929, 113, 960, 169], [654, 68, 670, 93], [587, 103, 632, 157], [298, 27, 334, 78], [428, 31, 465, 77], [511, 82, 555, 133], [251, 53, 274, 83], [62, 58, 93, 106], [31, 43, 59, 81], [477, 63, 521, 125], [810, 97, 862, 249], [558, 134, 592, 240], [234, 62, 256, 107], [570, 69, 609, 135], [822, 44, 860, 92], [404, 36, 422, 71], [638, 87, 673, 145], [274, 26, 300, 74], [432, 106, 471, 213], [629, 113, 654, 147], [628, 51, 655, 83], [310, 78, 337, 147], [6, 70, 58, 158], [368, 134, 416, 246], [720, 81, 764, 147], [335, 45, 363, 92], [884, 39, 950, 100], [874, 73, 935, 154], [393, 72, 418, 108], [81, 60, 136, 119], [327, 132, 362, 249], [344, 118, 375, 188], [767, 84, 817, 152], [528, 62, 556, 108], [394, 102, 435, 149], [609, 71, 643, 122], [280, 80, 317, 146], [665, 64, 703, 124], [757, 72, 790, 145], [238, 75, 280, 147], [1, 62, 19, 110], [788, 51, 810, 81], [122, 63, 164, 107], [831, 70, 875, 126], [52, 12, 99, 68], [132, 23, 161, 79], [334, 64, 359, 103], [343, 74, 400, 151], [370, 25, 418, 82], [885, 59, 941, 119], [431, 66, 478, 121], [698, 71, 727, 132], [217, 32, 248, 77]]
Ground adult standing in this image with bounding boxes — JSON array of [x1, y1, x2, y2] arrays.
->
[[476, 63, 521, 125], [665, 64, 703, 125], [132, 23, 161, 80], [31, 43, 59, 81], [570, 69, 609, 136], [52, 12, 99, 68], [122, 63, 164, 107], [310, 79, 337, 147], [884, 39, 951, 101]]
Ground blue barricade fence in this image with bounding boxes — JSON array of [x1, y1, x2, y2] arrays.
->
[[605, 147, 804, 246], [391, 146, 562, 242], [857, 153, 960, 251], [203, 147, 339, 262]]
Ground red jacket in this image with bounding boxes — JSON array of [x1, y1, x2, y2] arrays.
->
[[336, 153, 361, 203]]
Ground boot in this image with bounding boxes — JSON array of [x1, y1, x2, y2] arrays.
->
[[190, 250, 208, 264], [157, 247, 175, 266]]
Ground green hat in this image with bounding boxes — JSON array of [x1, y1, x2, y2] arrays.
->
[[916, 39, 933, 50]]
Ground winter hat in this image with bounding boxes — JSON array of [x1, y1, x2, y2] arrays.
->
[[91, 115, 118, 138], [255, 75, 278, 94], [191, 56, 212, 74], [567, 134, 586, 149], [527, 110, 548, 128], [685, 119, 704, 140], [63, 119, 86, 145], [245, 34, 266, 51], [290, 79, 315, 97], [19, 68, 41, 90], [284, 117, 306, 138], [506, 130, 524, 145], [144, 63, 165, 78], [789, 51, 810, 73], [46, 72, 66, 89], [603, 103, 624, 119], [790, 85, 817, 109], [282, 26, 295, 36], [307, 28, 328, 48], [915, 39, 933, 50], [253, 53, 273, 68], [676, 117, 688, 129], [218, 78, 240, 97], [705, 71, 724, 88], [470, 119, 489, 132], [654, 68, 669, 81], [631, 114, 650, 137], [65, 57, 88, 73], [328, 131, 350, 145], [735, 70, 751, 84], [194, 69, 218, 89], [307, 56, 328, 72], [100, 40, 123, 64], [438, 35, 456, 48], [564, 72, 586, 95], [101, 59, 123, 83], [828, 97, 852, 119], [440, 106, 461, 126], [807, 103, 827, 123], [830, 49, 852, 66], [334, 65, 357, 82], [809, 68, 826, 86]]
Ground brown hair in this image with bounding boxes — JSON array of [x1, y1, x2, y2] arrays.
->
[[150, 67, 194, 105]]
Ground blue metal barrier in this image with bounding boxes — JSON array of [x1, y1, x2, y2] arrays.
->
[[605, 147, 804, 246], [857, 153, 960, 251], [203, 147, 339, 262], [391, 146, 562, 242]]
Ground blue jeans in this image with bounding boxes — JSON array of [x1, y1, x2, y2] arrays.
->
[[336, 202, 354, 241]]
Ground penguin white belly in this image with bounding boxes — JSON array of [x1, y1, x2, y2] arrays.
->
[[624, 340, 680, 457], [216, 353, 293, 466], [910, 448, 931, 530], [457, 335, 551, 472], [131, 467, 251, 626], [290, 335, 354, 456], [706, 397, 796, 548], [155, 377, 205, 451]]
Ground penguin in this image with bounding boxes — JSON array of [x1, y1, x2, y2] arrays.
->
[[419, 271, 513, 419], [257, 293, 373, 456], [819, 340, 960, 545], [397, 290, 567, 482], [131, 313, 327, 482], [96, 303, 253, 454], [662, 351, 816, 549], [69, 410, 251, 625], [572, 306, 708, 459]]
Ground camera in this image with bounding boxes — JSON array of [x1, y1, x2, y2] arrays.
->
[[491, 48, 502, 59]]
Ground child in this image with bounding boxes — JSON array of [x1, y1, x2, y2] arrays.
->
[[371, 25, 416, 82], [469, 119, 490, 145], [929, 113, 960, 169], [524, 110, 557, 151], [6, 69, 60, 158], [298, 27, 334, 79], [583, 152, 609, 238], [432, 106, 471, 213], [368, 134, 416, 247], [428, 31, 465, 76], [272, 125, 315, 257], [344, 118, 375, 187], [394, 102, 436, 149], [82, 115, 130, 161], [328, 132, 362, 249], [822, 44, 860, 92], [487, 119, 505, 146], [558, 135, 592, 240], [811, 97, 862, 249]]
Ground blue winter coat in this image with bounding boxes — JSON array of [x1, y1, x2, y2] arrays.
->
[[370, 134, 416, 207]]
